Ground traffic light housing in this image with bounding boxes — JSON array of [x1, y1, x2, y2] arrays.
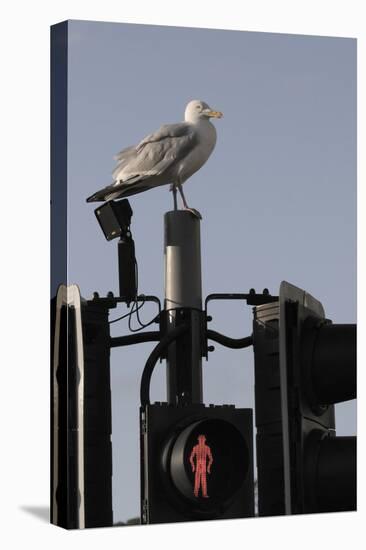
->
[[140, 403, 254, 524], [252, 301, 285, 516], [51, 285, 113, 529], [279, 281, 356, 514]]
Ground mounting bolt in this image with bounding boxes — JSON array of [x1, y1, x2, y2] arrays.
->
[[206, 315, 213, 322], [208, 345, 215, 352], [263, 288, 269, 295], [92, 291, 99, 300], [249, 288, 255, 295], [107, 291, 114, 298]]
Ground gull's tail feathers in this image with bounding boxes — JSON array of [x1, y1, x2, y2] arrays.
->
[[86, 176, 153, 203]]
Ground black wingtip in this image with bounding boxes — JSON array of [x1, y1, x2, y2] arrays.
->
[[86, 192, 103, 203], [86, 183, 115, 203]]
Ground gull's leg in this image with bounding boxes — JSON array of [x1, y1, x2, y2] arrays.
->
[[170, 184, 178, 210], [177, 184, 202, 219]]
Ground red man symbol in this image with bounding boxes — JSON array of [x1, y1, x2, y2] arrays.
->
[[189, 434, 213, 498]]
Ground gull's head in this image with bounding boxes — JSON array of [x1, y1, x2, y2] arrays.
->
[[184, 99, 223, 123]]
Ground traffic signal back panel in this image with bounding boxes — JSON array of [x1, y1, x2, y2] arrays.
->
[[279, 281, 356, 514], [140, 403, 254, 524]]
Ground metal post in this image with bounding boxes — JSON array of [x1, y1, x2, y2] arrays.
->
[[164, 211, 203, 404]]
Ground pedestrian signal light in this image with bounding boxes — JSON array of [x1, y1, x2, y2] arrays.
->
[[189, 435, 213, 499], [140, 403, 254, 524]]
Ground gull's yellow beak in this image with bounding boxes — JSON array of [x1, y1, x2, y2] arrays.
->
[[207, 110, 223, 119]]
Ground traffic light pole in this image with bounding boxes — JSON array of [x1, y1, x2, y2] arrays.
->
[[164, 211, 203, 405]]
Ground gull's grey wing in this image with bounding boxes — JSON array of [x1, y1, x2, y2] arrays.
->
[[87, 123, 198, 202], [136, 123, 195, 151], [113, 145, 135, 162], [111, 146, 138, 179], [112, 122, 197, 182]]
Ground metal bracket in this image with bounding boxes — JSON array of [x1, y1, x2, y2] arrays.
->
[[205, 289, 278, 312], [90, 291, 161, 312], [203, 289, 278, 360]]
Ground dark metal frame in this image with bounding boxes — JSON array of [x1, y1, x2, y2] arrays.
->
[[93, 288, 278, 408]]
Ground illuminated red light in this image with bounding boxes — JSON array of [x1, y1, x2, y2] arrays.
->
[[189, 435, 213, 498]]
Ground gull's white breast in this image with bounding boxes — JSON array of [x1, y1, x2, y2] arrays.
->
[[177, 120, 217, 183]]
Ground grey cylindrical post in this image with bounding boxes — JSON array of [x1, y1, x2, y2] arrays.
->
[[164, 211, 203, 404]]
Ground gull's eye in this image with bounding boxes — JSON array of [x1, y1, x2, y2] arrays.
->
[[196, 104, 202, 110]]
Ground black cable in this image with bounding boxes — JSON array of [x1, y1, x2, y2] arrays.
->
[[109, 257, 159, 329], [109, 300, 145, 324], [207, 330, 253, 349], [128, 294, 160, 332], [134, 314, 160, 331], [128, 294, 144, 332], [127, 259, 140, 330], [135, 296, 153, 327], [128, 260, 159, 332], [133, 259, 150, 328], [140, 323, 189, 407], [110, 331, 161, 348]]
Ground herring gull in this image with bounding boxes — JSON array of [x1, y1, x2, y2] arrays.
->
[[86, 99, 223, 218]]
